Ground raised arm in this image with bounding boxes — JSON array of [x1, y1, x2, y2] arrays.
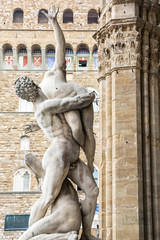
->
[[42, 6, 66, 71], [39, 92, 95, 115]]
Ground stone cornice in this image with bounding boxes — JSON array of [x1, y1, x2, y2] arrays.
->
[[93, 17, 144, 41]]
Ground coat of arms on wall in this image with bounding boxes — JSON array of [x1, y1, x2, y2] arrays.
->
[[5, 56, 13, 67], [33, 56, 42, 67], [19, 56, 28, 67], [46, 56, 55, 68]]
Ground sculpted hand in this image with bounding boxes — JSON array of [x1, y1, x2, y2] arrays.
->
[[41, 5, 59, 20], [24, 123, 40, 134], [76, 92, 95, 105]]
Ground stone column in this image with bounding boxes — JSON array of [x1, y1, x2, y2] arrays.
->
[[149, 29, 160, 240], [13, 48, 17, 69], [94, 0, 160, 239], [27, 48, 32, 70], [41, 48, 46, 70], [98, 76, 107, 239]]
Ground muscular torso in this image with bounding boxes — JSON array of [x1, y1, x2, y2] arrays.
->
[[40, 70, 88, 99], [35, 109, 73, 142]]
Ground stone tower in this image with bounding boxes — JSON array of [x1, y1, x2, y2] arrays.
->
[[94, 0, 160, 240]]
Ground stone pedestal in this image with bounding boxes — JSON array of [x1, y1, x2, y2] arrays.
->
[[94, 1, 160, 239]]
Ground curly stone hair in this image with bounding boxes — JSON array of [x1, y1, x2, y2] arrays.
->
[[14, 76, 39, 102]]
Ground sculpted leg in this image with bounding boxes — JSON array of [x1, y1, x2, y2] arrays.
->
[[29, 146, 70, 226], [81, 104, 95, 174], [65, 110, 85, 148], [68, 159, 99, 240]]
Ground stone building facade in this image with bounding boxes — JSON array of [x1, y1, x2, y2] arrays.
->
[[0, 0, 100, 239], [94, 0, 160, 240]]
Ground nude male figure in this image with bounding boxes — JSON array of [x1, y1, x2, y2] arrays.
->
[[15, 77, 99, 240], [41, 6, 95, 174], [19, 153, 81, 240]]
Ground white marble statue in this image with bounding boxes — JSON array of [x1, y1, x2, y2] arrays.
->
[[14, 76, 99, 240], [40, 6, 95, 175], [14, 5, 101, 240]]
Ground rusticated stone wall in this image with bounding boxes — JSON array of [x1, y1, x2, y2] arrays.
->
[[0, 0, 100, 239], [94, 0, 160, 239]]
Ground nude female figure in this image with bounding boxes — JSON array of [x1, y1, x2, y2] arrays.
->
[[40, 6, 95, 174]]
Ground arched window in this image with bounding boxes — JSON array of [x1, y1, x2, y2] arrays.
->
[[63, 9, 73, 23], [20, 136, 30, 150], [77, 44, 89, 71], [13, 9, 24, 23], [19, 98, 33, 112], [18, 45, 28, 69], [87, 87, 99, 112], [92, 46, 98, 70], [13, 168, 31, 191], [65, 46, 74, 70], [46, 45, 55, 69], [88, 9, 98, 24], [38, 9, 48, 23], [3, 44, 13, 69], [32, 45, 42, 68]]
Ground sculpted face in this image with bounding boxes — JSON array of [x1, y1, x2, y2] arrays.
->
[[14, 76, 39, 102]]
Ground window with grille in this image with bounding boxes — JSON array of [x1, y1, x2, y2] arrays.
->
[[38, 9, 48, 23], [88, 9, 98, 24], [63, 9, 73, 23], [77, 45, 89, 71], [13, 9, 23, 23]]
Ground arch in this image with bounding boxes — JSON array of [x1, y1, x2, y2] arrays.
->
[[77, 43, 90, 54], [13, 8, 24, 23], [63, 9, 73, 23], [32, 44, 42, 68], [88, 9, 98, 24], [87, 87, 99, 112], [3, 44, 13, 68], [46, 44, 55, 69], [17, 44, 28, 68], [13, 168, 31, 191], [38, 9, 48, 23], [3, 43, 13, 53], [65, 44, 74, 70]]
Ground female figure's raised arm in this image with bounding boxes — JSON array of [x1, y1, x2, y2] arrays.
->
[[42, 6, 66, 71]]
